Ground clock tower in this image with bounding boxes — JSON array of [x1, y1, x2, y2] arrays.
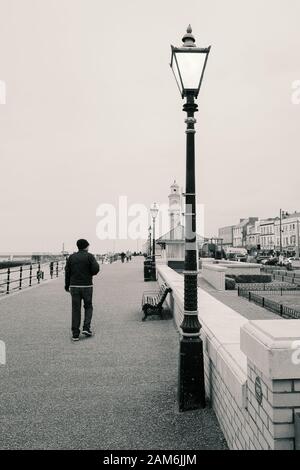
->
[[168, 180, 182, 232]]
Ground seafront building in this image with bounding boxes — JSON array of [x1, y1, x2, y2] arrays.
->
[[218, 211, 300, 255]]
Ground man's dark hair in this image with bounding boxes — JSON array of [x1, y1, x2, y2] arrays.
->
[[77, 239, 90, 250]]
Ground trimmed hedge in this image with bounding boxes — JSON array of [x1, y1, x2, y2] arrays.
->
[[226, 274, 272, 284], [225, 277, 236, 290]]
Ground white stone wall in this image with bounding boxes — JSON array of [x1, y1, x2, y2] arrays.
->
[[245, 361, 296, 450], [157, 264, 300, 450], [241, 321, 300, 450], [202, 264, 226, 291], [201, 261, 261, 292], [215, 260, 261, 275], [221, 266, 261, 276], [203, 352, 250, 449]]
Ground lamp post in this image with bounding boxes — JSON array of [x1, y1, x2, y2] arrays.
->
[[150, 203, 159, 281], [280, 209, 283, 255], [296, 219, 300, 259], [279, 209, 289, 256], [170, 25, 211, 411], [148, 225, 152, 257]]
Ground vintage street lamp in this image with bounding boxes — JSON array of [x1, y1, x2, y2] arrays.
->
[[150, 203, 159, 280], [279, 209, 289, 255], [148, 225, 152, 257], [170, 25, 211, 411]]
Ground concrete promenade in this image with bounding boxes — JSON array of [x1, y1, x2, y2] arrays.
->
[[0, 257, 227, 450]]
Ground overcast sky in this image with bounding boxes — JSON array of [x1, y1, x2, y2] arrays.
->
[[0, 0, 300, 253]]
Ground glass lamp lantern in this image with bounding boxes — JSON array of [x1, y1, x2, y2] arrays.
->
[[150, 203, 159, 220], [170, 25, 211, 99]]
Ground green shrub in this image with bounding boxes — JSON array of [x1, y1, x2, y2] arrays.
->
[[225, 277, 236, 290]]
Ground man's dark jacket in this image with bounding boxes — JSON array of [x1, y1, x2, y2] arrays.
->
[[65, 251, 100, 289]]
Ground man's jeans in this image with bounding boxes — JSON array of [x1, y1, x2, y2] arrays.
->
[[70, 287, 93, 336]]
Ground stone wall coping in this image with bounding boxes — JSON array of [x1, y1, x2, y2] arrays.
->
[[241, 320, 300, 380], [215, 261, 259, 267], [215, 262, 260, 270], [202, 264, 228, 272]]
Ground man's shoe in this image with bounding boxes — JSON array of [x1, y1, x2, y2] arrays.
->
[[72, 335, 80, 342], [82, 329, 93, 337]]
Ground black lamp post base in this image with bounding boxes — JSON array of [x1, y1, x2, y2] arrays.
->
[[178, 336, 206, 411]]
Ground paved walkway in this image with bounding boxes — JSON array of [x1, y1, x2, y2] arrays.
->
[[0, 257, 227, 450], [199, 276, 279, 321]]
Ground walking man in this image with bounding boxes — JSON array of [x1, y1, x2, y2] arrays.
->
[[65, 239, 100, 341]]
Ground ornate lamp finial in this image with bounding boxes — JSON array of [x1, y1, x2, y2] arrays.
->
[[182, 24, 196, 47]]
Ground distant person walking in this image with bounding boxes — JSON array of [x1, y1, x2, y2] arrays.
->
[[120, 252, 126, 263], [65, 239, 100, 341]]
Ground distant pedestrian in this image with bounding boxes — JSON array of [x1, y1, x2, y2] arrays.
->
[[120, 252, 126, 263], [50, 261, 54, 279], [65, 239, 100, 342], [36, 269, 44, 282]]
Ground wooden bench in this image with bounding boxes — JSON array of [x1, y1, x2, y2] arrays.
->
[[141, 283, 172, 321]]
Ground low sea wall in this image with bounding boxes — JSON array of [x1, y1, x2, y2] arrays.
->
[[202, 261, 261, 291], [202, 264, 227, 291], [157, 264, 300, 450]]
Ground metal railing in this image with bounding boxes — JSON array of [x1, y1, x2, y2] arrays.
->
[[238, 288, 300, 319], [0, 261, 65, 296], [238, 285, 300, 294]]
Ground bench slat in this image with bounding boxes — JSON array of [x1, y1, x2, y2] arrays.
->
[[142, 284, 172, 320]]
